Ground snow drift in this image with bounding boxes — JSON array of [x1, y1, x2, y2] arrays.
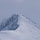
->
[[0, 14, 40, 40]]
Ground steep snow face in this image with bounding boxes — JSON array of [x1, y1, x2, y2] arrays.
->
[[0, 14, 19, 31], [0, 14, 40, 40]]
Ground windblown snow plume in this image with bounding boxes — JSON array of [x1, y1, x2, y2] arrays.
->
[[0, 14, 40, 40]]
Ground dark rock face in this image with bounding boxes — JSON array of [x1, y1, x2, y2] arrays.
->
[[0, 14, 19, 31]]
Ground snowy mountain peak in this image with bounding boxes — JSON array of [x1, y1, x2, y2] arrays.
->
[[0, 13, 40, 31], [0, 13, 40, 40]]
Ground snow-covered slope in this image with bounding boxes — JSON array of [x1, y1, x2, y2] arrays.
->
[[0, 14, 19, 31], [0, 14, 40, 40]]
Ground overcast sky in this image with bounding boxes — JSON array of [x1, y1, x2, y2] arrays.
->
[[0, 0, 40, 29]]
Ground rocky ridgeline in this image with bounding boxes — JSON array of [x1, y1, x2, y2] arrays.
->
[[0, 14, 19, 31]]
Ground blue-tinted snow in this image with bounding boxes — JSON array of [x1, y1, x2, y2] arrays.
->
[[0, 14, 19, 31]]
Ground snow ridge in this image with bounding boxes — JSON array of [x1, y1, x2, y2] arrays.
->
[[0, 13, 40, 40]]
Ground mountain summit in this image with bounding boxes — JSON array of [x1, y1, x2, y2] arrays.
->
[[0, 13, 40, 40]]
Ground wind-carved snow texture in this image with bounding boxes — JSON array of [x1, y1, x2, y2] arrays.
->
[[0, 14, 40, 40], [0, 14, 19, 31]]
